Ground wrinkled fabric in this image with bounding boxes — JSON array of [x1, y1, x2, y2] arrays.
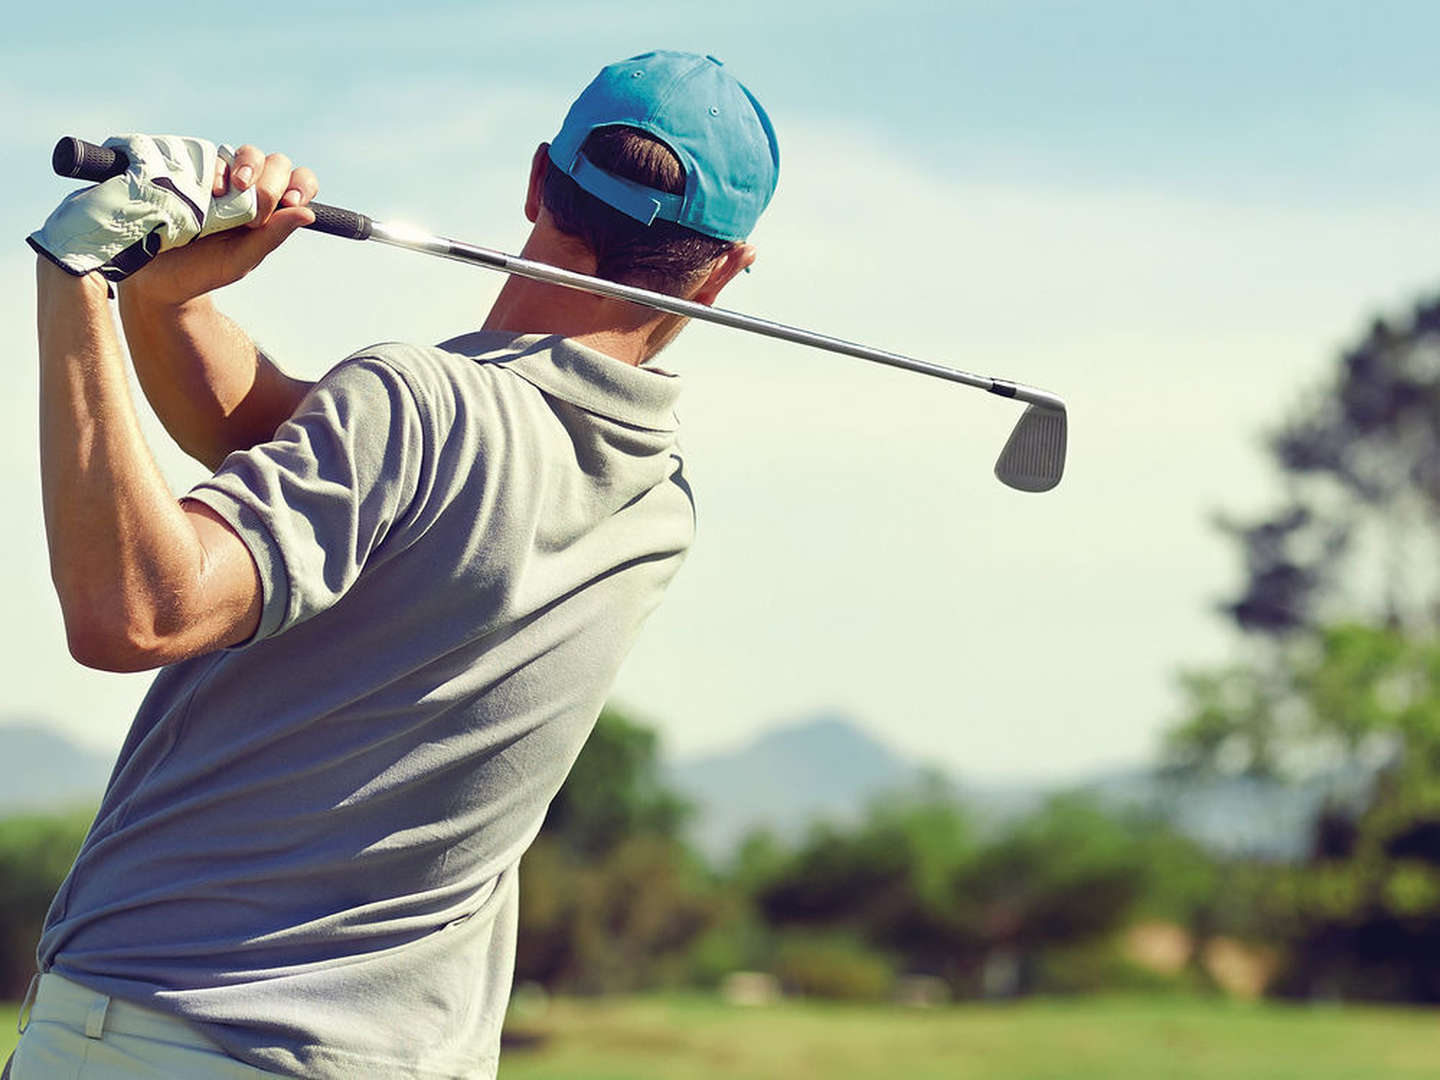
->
[[38, 333, 695, 1078]]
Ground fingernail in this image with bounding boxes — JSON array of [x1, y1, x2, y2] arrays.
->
[[282, 188, 302, 206], [235, 165, 253, 186]]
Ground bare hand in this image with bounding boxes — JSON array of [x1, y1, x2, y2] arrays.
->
[[122, 145, 319, 306]]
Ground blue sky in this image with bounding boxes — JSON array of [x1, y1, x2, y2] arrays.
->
[[4, 2, 1440, 779], [10, 1, 1440, 200]]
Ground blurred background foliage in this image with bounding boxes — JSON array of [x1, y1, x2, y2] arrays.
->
[[1166, 293, 1440, 1003], [0, 811, 91, 999], [513, 710, 1251, 1005]]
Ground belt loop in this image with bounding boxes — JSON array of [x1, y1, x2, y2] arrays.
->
[[16, 974, 39, 1035], [83, 994, 110, 1040]]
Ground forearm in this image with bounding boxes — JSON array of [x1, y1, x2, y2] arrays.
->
[[38, 260, 252, 668], [118, 281, 312, 470]]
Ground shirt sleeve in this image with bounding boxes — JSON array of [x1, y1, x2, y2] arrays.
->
[[184, 353, 428, 644]]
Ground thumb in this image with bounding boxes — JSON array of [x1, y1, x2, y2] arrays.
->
[[226, 206, 315, 267], [258, 205, 316, 246]]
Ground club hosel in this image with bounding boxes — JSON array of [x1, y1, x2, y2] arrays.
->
[[989, 380, 1066, 412]]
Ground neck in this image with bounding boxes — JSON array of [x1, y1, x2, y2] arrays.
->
[[482, 230, 675, 368]]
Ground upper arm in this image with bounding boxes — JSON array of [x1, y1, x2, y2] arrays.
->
[[183, 500, 264, 649], [118, 287, 318, 471], [67, 501, 262, 672], [195, 358, 316, 471]]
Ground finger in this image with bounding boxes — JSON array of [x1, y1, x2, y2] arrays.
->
[[249, 152, 294, 225], [228, 145, 265, 192], [213, 158, 228, 198], [279, 166, 319, 208]]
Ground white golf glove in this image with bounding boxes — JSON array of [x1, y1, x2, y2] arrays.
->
[[28, 134, 258, 281]]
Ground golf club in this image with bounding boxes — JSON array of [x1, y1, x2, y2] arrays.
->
[[52, 136, 1068, 492]]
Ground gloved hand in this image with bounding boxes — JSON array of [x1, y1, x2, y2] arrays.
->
[[28, 134, 259, 281]]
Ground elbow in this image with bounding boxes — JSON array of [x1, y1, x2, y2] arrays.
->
[[57, 588, 176, 672], [64, 619, 168, 672]]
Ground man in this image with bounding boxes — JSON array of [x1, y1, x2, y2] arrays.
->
[[15, 51, 778, 1078]]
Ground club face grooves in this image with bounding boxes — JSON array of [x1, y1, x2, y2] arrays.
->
[[994, 405, 1067, 492]]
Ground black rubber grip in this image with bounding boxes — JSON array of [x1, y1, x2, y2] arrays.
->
[[304, 202, 373, 240], [53, 136, 127, 181], [51, 137, 373, 241]]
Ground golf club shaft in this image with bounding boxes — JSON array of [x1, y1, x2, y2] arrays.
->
[[368, 223, 1065, 408], [51, 136, 1065, 411]]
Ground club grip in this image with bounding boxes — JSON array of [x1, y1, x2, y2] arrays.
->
[[304, 202, 373, 240], [53, 136, 127, 181], [50, 136, 373, 241]]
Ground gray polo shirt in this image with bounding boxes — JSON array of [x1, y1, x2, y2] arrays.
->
[[36, 331, 695, 1079]]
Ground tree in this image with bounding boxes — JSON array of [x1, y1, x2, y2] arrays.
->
[[752, 780, 978, 980], [514, 705, 718, 993], [1175, 294, 1440, 782], [749, 784, 1200, 996], [539, 705, 689, 859], [1220, 297, 1440, 637], [1168, 623, 1432, 779], [1166, 289, 1440, 999], [0, 810, 93, 998], [953, 796, 1149, 953]]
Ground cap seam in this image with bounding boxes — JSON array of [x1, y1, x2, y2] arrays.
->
[[644, 58, 713, 227], [642, 54, 710, 128]]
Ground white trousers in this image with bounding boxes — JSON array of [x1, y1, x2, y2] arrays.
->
[[7, 973, 286, 1079]]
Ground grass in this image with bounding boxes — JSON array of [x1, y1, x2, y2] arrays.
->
[[1, 995, 1435, 1078], [498, 994, 1440, 1080]]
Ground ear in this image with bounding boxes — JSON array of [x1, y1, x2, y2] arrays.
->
[[690, 243, 758, 306], [525, 144, 550, 223]]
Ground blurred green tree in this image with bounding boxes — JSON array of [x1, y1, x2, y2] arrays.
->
[[0, 810, 92, 998], [540, 706, 690, 859], [1222, 625, 1440, 1001], [749, 784, 1201, 996], [514, 706, 718, 993], [953, 796, 1148, 951], [753, 781, 977, 979], [1172, 298, 1440, 788], [1168, 287, 1440, 999], [1218, 297, 1440, 637]]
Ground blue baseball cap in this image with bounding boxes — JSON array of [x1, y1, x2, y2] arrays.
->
[[548, 51, 779, 242]]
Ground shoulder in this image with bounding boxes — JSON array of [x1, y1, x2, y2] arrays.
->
[[312, 340, 544, 447], [310, 342, 472, 421], [325, 342, 456, 387]]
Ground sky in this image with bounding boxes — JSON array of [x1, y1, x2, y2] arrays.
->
[[4, 1, 1440, 781]]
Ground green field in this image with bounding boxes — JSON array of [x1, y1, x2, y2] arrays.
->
[[2, 995, 1436, 1078], [498, 995, 1440, 1080]]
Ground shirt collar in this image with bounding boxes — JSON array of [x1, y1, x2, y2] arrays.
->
[[436, 331, 683, 432]]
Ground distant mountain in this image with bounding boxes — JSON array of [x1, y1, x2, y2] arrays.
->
[[0, 722, 113, 813], [1075, 766, 1375, 861], [664, 712, 923, 860], [665, 714, 1368, 863]]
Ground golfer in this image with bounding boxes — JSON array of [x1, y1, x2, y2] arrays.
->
[[16, 51, 778, 1079]]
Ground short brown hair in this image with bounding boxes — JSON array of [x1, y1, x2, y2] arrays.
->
[[542, 126, 733, 294]]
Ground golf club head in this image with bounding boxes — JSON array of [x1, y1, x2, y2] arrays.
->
[[994, 404, 1067, 492]]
